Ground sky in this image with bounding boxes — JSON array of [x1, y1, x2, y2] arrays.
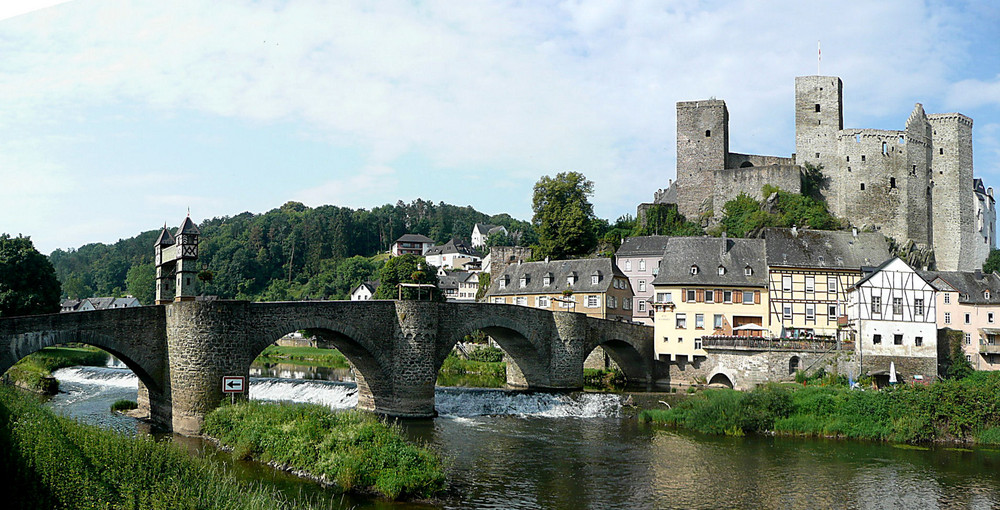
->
[[1, 0, 999, 254]]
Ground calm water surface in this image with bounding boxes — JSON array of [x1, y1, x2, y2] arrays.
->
[[47, 366, 1000, 509]]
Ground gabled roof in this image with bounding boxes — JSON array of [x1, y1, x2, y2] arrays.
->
[[474, 223, 503, 235], [437, 272, 472, 290], [351, 280, 379, 295], [855, 257, 931, 289], [652, 237, 766, 287], [425, 238, 480, 257], [918, 270, 1000, 304], [155, 226, 175, 247], [616, 236, 671, 257], [394, 233, 435, 244], [177, 216, 201, 236], [762, 228, 890, 269], [488, 258, 627, 296]]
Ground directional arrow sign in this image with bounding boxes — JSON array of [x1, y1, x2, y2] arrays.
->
[[222, 376, 246, 393]]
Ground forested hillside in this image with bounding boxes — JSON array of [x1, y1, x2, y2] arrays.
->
[[49, 200, 534, 304]]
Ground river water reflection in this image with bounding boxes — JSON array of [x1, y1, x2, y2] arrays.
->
[[46, 366, 1000, 509]]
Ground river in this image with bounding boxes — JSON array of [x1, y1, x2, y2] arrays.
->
[[47, 365, 1000, 509]]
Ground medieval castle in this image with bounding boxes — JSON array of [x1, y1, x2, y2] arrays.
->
[[647, 75, 995, 271]]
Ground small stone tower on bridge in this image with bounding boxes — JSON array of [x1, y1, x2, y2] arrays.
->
[[155, 215, 201, 304]]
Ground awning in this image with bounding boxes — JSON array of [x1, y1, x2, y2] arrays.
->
[[733, 323, 768, 331], [980, 328, 1000, 335]]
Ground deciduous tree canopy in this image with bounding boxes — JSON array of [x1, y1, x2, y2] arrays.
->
[[0, 234, 61, 317], [532, 172, 598, 259]]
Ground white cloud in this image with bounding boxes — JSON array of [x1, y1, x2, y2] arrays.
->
[[947, 75, 1000, 110], [294, 164, 399, 209]]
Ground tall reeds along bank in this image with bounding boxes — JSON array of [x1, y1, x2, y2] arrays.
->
[[0, 386, 304, 510], [640, 371, 1000, 444], [202, 401, 446, 501]]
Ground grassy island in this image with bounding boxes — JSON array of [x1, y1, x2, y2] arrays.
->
[[5, 346, 109, 393], [641, 371, 1000, 444], [0, 386, 304, 509], [202, 401, 446, 501]]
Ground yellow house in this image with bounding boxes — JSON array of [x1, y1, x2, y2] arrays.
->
[[762, 228, 890, 340], [652, 237, 769, 361], [485, 258, 633, 321]]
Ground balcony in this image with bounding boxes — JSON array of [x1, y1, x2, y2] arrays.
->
[[701, 335, 842, 352], [981, 343, 1000, 354]]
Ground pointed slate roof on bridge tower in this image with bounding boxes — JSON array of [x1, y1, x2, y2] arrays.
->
[[177, 215, 201, 236], [154, 224, 175, 246]]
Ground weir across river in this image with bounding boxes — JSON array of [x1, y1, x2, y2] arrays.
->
[[0, 300, 654, 435]]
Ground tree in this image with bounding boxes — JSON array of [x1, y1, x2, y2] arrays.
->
[[635, 204, 703, 237], [800, 162, 828, 200], [125, 263, 156, 305], [0, 234, 61, 317], [532, 172, 598, 259], [947, 335, 974, 380], [475, 272, 491, 301], [373, 254, 441, 301], [984, 249, 1000, 275]]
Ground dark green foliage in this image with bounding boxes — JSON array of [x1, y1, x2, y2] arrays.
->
[[0, 234, 61, 317], [532, 172, 599, 259], [583, 368, 626, 390], [202, 401, 446, 500], [800, 162, 828, 200], [947, 337, 974, 380], [0, 386, 302, 509], [715, 187, 842, 238], [373, 254, 440, 300], [439, 354, 506, 386], [984, 249, 1000, 275], [635, 204, 704, 237], [5, 346, 110, 393], [475, 272, 491, 301], [716, 193, 776, 238], [467, 345, 504, 363], [110, 399, 138, 412], [49, 200, 535, 302], [644, 372, 1000, 444], [124, 263, 156, 305]]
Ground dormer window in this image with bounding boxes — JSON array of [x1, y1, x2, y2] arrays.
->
[[499, 276, 509, 289], [520, 275, 529, 288], [567, 272, 577, 286], [543, 273, 552, 286], [690, 265, 699, 275], [591, 271, 602, 285], [986, 290, 991, 300], [718, 266, 726, 276], [744, 265, 753, 276]]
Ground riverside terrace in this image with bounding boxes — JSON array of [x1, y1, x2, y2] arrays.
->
[[0, 300, 654, 435]]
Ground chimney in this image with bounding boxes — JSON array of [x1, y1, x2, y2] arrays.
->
[[852, 226, 858, 238], [791, 225, 797, 236], [989, 186, 994, 198], [720, 232, 728, 256], [545, 256, 549, 263]]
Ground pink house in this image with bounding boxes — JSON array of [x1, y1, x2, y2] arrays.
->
[[922, 270, 1000, 371]]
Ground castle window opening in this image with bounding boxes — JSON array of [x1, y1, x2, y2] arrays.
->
[[882, 142, 888, 155], [856, 134, 861, 143], [740, 161, 754, 168], [899, 136, 905, 144], [861, 155, 866, 161], [815, 104, 821, 112], [815, 153, 820, 158], [846, 156, 850, 162], [861, 183, 865, 191], [705, 130, 711, 137], [890, 177, 896, 189], [848, 167, 851, 172], [940, 148, 944, 155]]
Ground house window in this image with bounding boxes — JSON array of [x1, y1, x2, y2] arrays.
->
[[705, 290, 714, 303], [783, 305, 792, 321], [676, 314, 686, 329], [871, 296, 881, 315], [639, 280, 646, 292], [806, 304, 815, 321], [608, 296, 616, 309], [890, 177, 896, 188], [965, 333, 971, 345], [587, 295, 600, 308], [893, 298, 903, 315], [828, 277, 838, 295], [625, 260, 632, 271], [724, 290, 733, 303], [986, 290, 992, 300], [944, 312, 951, 324], [743, 291, 754, 305], [516, 297, 527, 306], [695, 314, 704, 329], [965, 313, 971, 324], [782, 275, 792, 292], [991, 313, 995, 324], [520, 276, 528, 288], [567, 274, 576, 285], [944, 293, 951, 304], [493, 297, 504, 304], [706, 130, 711, 137], [861, 183, 865, 191], [657, 292, 672, 303], [914, 298, 924, 315], [639, 260, 646, 272], [499, 278, 507, 289], [815, 104, 821, 112], [744, 266, 752, 276], [623, 298, 631, 310], [805, 276, 815, 292], [538, 296, 550, 308], [543, 275, 552, 286], [873, 334, 882, 344], [714, 314, 724, 328], [828, 304, 838, 318], [591, 275, 599, 285], [687, 289, 696, 302], [694, 338, 703, 349], [894, 334, 903, 345], [882, 142, 888, 156], [691, 265, 699, 275], [718, 266, 726, 276], [915, 336, 923, 346], [638, 300, 646, 312], [862, 155, 866, 161]]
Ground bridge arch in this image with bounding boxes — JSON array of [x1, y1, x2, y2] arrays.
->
[[0, 329, 162, 393], [707, 370, 735, 389], [582, 338, 650, 387], [443, 314, 549, 389], [245, 317, 389, 412]]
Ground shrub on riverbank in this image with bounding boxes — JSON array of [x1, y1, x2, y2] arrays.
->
[[584, 368, 626, 390], [439, 354, 506, 378], [256, 345, 350, 368], [641, 371, 1000, 444], [5, 346, 109, 393], [111, 399, 138, 412], [0, 386, 304, 509], [202, 401, 446, 501]]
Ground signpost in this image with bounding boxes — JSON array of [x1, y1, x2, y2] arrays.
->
[[222, 375, 246, 404]]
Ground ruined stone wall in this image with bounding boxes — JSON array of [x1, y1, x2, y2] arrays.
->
[[663, 348, 856, 390], [675, 100, 728, 219], [928, 114, 976, 270], [712, 165, 802, 216], [725, 153, 794, 169], [834, 129, 913, 243]]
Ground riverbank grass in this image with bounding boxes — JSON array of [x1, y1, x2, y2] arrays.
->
[[202, 401, 446, 500], [4, 345, 109, 393], [255, 345, 350, 368], [0, 386, 305, 509], [641, 371, 1000, 444]]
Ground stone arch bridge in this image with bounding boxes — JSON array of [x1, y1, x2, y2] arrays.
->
[[1, 300, 654, 435]]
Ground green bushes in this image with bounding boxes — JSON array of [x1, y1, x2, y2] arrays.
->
[[202, 401, 446, 500], [255, 345, 349, 368], [584, 368, 626, 390], [643, 372, 1000, 445], [0, 386, 302, 509], [466, 346, 504, 363], [111, 399, 138, 412]]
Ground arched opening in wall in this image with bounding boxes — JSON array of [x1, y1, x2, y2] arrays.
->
[[437, 329, 508, 389], [1, 340, 154, 431], [247, 327, 386, 412], [708, 373, 734, 389], [583, 339, 649, 390], [788, 356, 801, 375], [740, 161, 754, 168]]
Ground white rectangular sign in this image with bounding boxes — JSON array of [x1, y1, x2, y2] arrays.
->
[[222, 375, 246, 393]]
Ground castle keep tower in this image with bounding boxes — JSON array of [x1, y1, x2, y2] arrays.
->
[[154, 215, 201, 304], [795, 76, 843, 208], [674, 99, 729, 219], [928, 113, 975, 269]]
